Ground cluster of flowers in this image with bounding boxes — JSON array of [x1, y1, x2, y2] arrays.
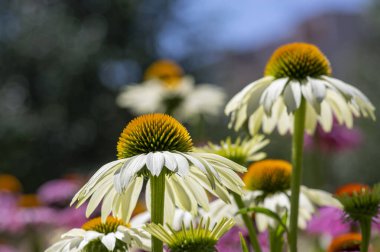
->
[[0, 174, 89, 251], [3, 42, 378, 252]]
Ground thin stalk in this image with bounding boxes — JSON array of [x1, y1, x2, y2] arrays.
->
[[269, 227, 284, 252], [289, 98, 307, 252], [150, 174, 166, 252], [232, 192, 262, 252], [359, 217, 372, 252]]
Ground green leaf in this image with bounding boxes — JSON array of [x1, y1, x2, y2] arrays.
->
[[239, 232, 249, 252], [238, 207, 289, 234]]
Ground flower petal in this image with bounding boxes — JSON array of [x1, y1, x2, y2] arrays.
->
[[146, 152, 165, 176], [283, 80, 301, 113], [101, 233, 116, 251]]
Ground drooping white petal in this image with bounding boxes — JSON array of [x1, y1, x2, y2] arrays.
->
[[101, 233, 117, 251], [71, 159, 125, 205], [118, 176, 144, 223], [167, 175, 197, 214], [283, 80, 301, 113], [101, 189, 117, 222], [308, 77, 327, 102], [259, 78, 288, 115], [301, 81, 321, 114], [225, 76, 274, 114], [245, 80, 273, 116], [119, 154, 147, 189], [172, 153, 190, 177], [146, 152, 165, 176], [62, 229, 87, 238], [301, 186, 342, 208], [163, 151, 177, 171], [304, 103, 318, 135], [183, 175, 210, 211], [318, 101, 333, 132], [84, 231, 103, 242], [87, 179, 113, 217]]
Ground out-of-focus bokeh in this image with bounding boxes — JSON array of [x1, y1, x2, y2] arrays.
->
[[0, 0, 380, 250]]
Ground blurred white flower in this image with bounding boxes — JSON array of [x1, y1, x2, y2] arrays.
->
[[205, 186, 340, 232], [116, 60, 226, 123], [45, 216, 150, 252], [204, 159, 341, 232]]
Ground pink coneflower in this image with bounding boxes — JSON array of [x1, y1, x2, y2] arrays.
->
[[0, 193, 22, 234], [216, 226, 269, 252], [55, 205, 88, 229], [16, 194, 56, 229], [304, 119, 362, 153], [0, 244, 17, 252], [37, 179, 81, 208], [307, 206, 350, 237]]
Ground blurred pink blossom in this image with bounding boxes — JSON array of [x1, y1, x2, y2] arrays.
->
[[304, 120, 362, 153]]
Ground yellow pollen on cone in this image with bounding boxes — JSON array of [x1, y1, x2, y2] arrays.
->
[[243, 159, 292, 193], [82, 216, 130, 234], [264, 42, 331, 79], [117, 113, 193, 159]]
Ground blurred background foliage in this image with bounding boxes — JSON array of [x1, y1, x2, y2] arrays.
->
[[0, 0, 379, 192]]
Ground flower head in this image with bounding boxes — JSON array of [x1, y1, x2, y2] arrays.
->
[[243, 159, 292, 193], [336, 183, 370, 197], [18, 194, 41, 208], [116, 60, 226, 123], [327, 233, 362, 252], [264, 43, 331, 79], [45, 216, 150, 252], [336, 183, 380, 222], [197, 136, 269, 166], [145, 218, 234, 252], [216, 226, 270, 252], [37, 179, 81, 207], [225, 42, 375, 135], [144, 60, 183, 88], [306, 206, 350, 237], [117, 114, 193, 159], [205, 157, 341, 232], [72, 114, 246, 223], [304, 119, 363, 153], [0, 174, 22, 193]]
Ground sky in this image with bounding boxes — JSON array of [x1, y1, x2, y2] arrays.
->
[[158, 0, 370, 59]]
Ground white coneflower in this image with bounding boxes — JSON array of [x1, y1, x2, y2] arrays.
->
[[197, 136, 269, 167], [225, 42, 375, 252], [197, 135, 269, 252], [204, 159, 341, 232], [71, 113, 245, 252], [116, 60, 226, 123], [145, 217, 235, 252], [225, 43, 375, 136], [45, 216, 150, 252]]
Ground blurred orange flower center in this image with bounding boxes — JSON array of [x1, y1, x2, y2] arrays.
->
[[144, 59, 183, 88], [328, 233, 362, 252], [243, 159, 292, 193]]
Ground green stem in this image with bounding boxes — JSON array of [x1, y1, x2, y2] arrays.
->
[[150, 174, 166, 252], [232, 192, 262, 252], [269, 227, 284, 252], [359, 218, 372, 252], [289, 98, 307, 252]]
